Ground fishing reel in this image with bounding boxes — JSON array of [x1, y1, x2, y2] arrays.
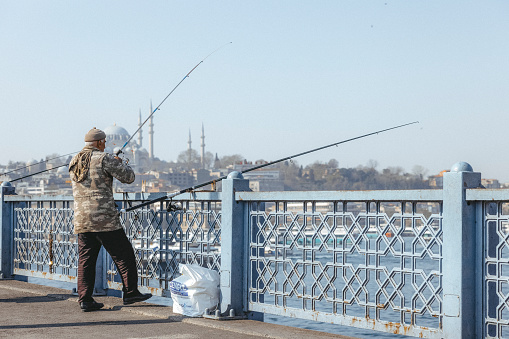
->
[[113, 149, 130, 165], [118, 154, 129, 165], [167, 201, 185, 213]]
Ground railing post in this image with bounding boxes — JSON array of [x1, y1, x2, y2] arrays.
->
[[220, 171, 250, 316], [0, 182, 16, 279], [442, 162, 481, 338]]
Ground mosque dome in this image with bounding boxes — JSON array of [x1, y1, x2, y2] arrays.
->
[[100, 117, 155, 173], [27, 159, 38, 166], [104, 124, 131, 149], [104, 124, 130, 138], [104, 124, 129, 137]]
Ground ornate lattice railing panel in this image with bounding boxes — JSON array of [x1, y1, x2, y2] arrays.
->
[[14, 205, 78, 281], [248, 200, 442, 337], [109, 200, 222, 295], [484, 201, 509, 338], [12, 199, 220, 295]]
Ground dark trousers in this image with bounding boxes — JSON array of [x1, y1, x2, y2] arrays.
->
[[77, 229, 139, 303]]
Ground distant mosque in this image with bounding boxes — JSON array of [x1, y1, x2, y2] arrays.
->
[[187, 123, 207, 169], [102, 103, 208, 173]]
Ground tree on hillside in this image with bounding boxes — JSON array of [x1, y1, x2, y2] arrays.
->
[[203, 151, 214, 169], [177, 149, 200, 170], [219, 154, 244, 168], [412, 165, 428, 180], [275, 158, 429, 191], [366, 159, 378, 170], [149, 158, 172, 172]]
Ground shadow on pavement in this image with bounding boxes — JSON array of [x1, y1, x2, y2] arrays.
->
[[0, 295, 62, 303], [0, 318, 179, 331]]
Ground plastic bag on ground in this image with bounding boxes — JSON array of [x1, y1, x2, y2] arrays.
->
[[169, 264, 220, 317]]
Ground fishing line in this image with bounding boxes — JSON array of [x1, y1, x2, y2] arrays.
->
[[10, 163, 68, 182], [116, 42, 233, 156], [125, 121, 420, 211], [1, 152, 77, 176], [5, 43, 233, 180]]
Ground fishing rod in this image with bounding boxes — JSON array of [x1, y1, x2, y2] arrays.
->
[[1, 152, 77, 177], [4, 43, 232, 182], [115, 42, 232, 156], [125, 121, 419, 212], [10, 163, 68, 182]]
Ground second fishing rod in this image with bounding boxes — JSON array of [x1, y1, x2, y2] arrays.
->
[[7, 43, 232, 183], [124, 121, 419, 212]]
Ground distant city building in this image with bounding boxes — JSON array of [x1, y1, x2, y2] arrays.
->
[[166, 168, 195, 187], [482, 179, 500, 189], [428, 170, 448, 188], [232, 160, 284, 192], [428, 170, 502, 189]]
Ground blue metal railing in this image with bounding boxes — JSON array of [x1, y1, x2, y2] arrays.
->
[[1, 168, 508, 338], [5, 193, 221, 297], [242, 196, 443, 337], [111, 198, 222, 296]]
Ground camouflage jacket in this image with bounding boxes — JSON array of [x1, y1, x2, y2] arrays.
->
[[69, 146, 135, 234]]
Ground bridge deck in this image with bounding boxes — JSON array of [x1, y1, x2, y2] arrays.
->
[[0, 280, 354, 339]]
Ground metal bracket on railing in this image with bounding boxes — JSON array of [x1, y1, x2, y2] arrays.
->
[[202, 308, 247, 321]]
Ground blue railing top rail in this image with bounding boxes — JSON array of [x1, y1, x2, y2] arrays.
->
[[3, 194, 74, 202], [466, 188, 509, 200], [236, 189, 443, 201], [3, 191, 222, 203], [6, 187, 509, 204]]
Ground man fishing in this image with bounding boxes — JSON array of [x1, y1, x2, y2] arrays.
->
[[69, 127, 152, 312]]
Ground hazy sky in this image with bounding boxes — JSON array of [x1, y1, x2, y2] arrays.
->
[[1, 1, 509, 181]]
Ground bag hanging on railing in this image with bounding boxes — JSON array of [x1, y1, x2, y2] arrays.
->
[[169, 264, 220, 317]]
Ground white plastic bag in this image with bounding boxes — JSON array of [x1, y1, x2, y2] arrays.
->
[[169, 264, 220, 317]]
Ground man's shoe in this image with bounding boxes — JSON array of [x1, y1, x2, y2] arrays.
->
[[123, 293, 152, 305], [80, 301, 104, 312]]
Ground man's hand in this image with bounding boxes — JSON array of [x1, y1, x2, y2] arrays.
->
[[114, 156, 129, 165]]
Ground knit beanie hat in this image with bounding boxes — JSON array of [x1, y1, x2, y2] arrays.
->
[[84, 128, 106, 142]]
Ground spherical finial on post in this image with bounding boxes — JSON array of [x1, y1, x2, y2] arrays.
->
[[450, 162, 473, 173], [227, 171, 244, 180]]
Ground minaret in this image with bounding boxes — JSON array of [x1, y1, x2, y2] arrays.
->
[[214, 153, 221, 169], [187, 129, 192, 165], [149, 101, 154, 159], [137, 109, 143, 147], [200, 123, 205, 169]]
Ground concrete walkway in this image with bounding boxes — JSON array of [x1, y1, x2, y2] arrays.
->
[[0, 280, 355, 339]]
